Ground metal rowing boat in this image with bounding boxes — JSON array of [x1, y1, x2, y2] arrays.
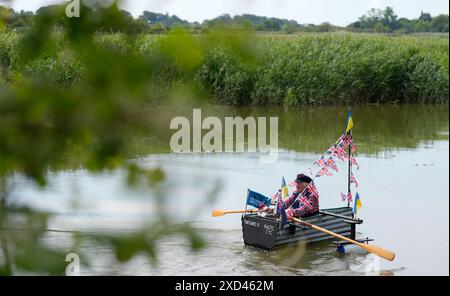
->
[[241, 206, 362, 250]]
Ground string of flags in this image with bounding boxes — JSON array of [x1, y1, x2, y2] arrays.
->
[[246, 111, 363, 218], [303, 111, 362, 215]]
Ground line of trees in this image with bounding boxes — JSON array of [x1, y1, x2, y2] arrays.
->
[[0, 5, 448, 34], [348, 7, 449, 33]]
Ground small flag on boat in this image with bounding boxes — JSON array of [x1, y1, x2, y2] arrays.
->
[[353, 192, 362, 214], [276, 194, 288, 228], [350, 172, 358, 188], [246, 189, 271, 208], [346, 111, 354, 133], [281, 176, 289, 200]]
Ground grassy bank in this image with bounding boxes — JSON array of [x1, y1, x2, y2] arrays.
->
[[1, 32, 448, 105]]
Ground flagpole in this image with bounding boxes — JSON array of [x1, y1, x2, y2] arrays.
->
[[347, 108, 352, 208], [347, 137, 351, 208], [244, 189, 249, 215]]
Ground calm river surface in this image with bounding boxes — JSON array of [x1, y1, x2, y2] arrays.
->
[[5, 105, 449, 275]]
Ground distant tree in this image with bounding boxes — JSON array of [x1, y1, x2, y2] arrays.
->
[[356, 8, 383, 31], [139, 11, 190, 27], [397, 17, 415, 34], [419, 11, 432, 22], [282, 21, 298, 34], [381, 6, 399, 32], [263, 18, 282, 31], [317, 22, 336, 32], [431, 14, 449, 32], [375, 22, 386, 33], [415, 20, 432, 32], [348, 6, 448, 33]]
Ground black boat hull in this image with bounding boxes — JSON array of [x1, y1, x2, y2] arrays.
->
[[242, 207, 358, 250]]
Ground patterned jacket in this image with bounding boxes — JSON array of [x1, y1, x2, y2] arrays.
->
[[284, 188, 319, 218]]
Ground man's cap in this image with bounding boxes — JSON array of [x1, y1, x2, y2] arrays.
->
[[295, 174, 312, 184]]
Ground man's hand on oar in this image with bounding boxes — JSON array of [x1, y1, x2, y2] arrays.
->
[[290, 217, 395, 261], [212, 209, 258, 217]]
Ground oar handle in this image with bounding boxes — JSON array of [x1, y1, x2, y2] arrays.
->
[[227, 210, 256, 214], [291, 217, 395, 261]]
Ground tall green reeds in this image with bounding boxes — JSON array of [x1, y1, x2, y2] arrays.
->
[[1, 32, 448, 105]]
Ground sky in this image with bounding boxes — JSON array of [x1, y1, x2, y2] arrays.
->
[[4, 0, 449, 26]]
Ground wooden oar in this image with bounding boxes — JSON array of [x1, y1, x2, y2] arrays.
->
[[290, 217, 395, 261], [212, 209, 257, 217]]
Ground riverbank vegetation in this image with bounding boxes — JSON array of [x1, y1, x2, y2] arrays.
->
[[1, 31, 448, 106]]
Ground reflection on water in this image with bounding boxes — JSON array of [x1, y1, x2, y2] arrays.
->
[[133, 104, 449, 155], [3, 105, 449, 275], [33, 228, 402, 276]]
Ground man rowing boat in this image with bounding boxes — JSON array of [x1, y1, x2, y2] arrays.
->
[[285, 174, 319, 218], [260, 174, 319, 218]]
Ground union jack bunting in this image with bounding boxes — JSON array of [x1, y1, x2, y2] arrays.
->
[[351, 155, 360, 170], [350, 172, 359, 188], [338, 134, 348, 149], [316, 166, 332, 177], [341, 148, 350, 160], [347, 191, 353, 203], [332, 145, 347, 161], [327, 144, 337, 155], [314, 156, 326, 167], [345, 134, 357, 153], [333, 151, 345, 161], [326, 157, 339, 172]]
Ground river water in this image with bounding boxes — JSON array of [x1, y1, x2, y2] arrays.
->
[[4, 105, 449, 275]]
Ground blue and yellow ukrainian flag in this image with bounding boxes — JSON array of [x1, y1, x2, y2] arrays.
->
[[353, 192, 362, 214], [281, 176, 289, 200], [346, 111, 354, 133]]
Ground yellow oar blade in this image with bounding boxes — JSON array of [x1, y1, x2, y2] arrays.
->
[[358, 243, 396, 261], [212, 210, 226, 217], [212, 209, 257, 217]]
